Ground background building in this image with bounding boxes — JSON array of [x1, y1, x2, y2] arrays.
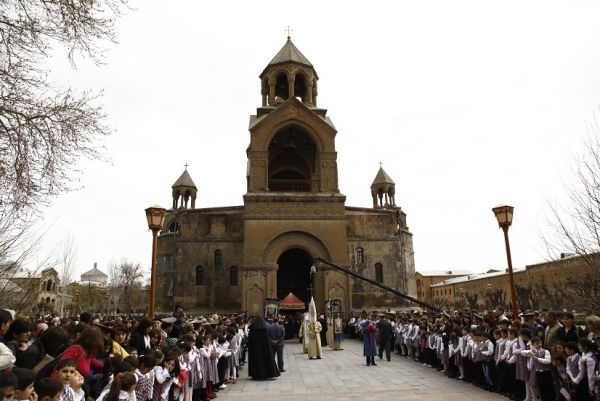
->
[[156, 38, 417, 314], [80, 262, 108, 285], [0, 263, 60, 315], [418, 253, 599, 313]]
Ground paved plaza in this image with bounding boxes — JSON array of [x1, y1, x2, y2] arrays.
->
[[221, 338, 509, 401]]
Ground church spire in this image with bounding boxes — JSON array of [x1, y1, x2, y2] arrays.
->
[[259, 38, 318, 107], [370, 165, 396, 208], [171, 166, 197, 209]]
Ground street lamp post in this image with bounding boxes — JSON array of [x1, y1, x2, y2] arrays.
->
[[492, 205, 520, 317], [145, 205, 166, 319]]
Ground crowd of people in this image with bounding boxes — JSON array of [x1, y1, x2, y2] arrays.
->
[[352, 307, 600, 401], [0, 308, 258, 401], [0, 303, 599, 401]]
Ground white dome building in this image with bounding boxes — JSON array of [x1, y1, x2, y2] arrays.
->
[[80, 263, 108, 285]]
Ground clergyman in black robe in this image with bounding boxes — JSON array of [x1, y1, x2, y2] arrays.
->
[[318, 315, 328, 347], [248, 315, 280, 380]]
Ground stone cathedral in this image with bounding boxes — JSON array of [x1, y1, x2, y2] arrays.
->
[[156, 38, 416, 314]]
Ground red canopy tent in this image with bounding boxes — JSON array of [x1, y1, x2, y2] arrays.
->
[[280, 292, 305, 310]]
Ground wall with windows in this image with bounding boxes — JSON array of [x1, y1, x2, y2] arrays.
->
[[345, 206, 416, 309], [157, 208, 244, 312]]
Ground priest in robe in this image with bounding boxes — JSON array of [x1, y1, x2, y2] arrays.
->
[[307, 298, 322, 359], [247, 315, 280, 380], [298, 312, 310, 353]]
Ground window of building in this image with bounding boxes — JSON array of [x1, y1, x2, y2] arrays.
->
[[375, 263, 383, 284], [214, 250, 222, 269], [195, 265, 204, 286], [356, 247, 364, 264], [230, 266, 238, 287], [46, 280, 52, 292], [168, 221, 180, 233]]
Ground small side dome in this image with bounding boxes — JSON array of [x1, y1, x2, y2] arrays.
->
[[370, 165, 396, 208], [172, 167, 197, 209]]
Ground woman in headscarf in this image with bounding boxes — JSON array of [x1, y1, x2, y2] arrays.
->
[[247, 315, 279, 380]]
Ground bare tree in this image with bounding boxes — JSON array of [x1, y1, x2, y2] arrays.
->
[[0, 0, 129, 214], [544, 116, 600, 260], [108, 258, 144, 313], [0, 1, 128, 314], [542, 114, 600, 312], [464, 292, 479, 311], [58, 234, 77, 315], [432, 297, 448, 311]]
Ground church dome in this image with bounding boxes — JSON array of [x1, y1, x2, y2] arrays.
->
[[80, 263, 108, 285]]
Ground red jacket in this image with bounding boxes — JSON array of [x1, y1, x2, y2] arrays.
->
[[56, 345, 103, 378]]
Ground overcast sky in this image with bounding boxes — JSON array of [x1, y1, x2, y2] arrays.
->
[[33, 0, 600, 279]]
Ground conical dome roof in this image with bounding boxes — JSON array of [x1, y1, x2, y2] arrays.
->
[[268, 37, 313, 67], [371, 166, 395, 188], [172, 169, 197, 189]]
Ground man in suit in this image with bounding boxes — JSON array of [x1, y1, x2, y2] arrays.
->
[[266, 318, 286, 372], [377, 314, 394, 361]]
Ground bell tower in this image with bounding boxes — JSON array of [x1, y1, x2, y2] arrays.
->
[[242, 37, 349, 312], [259, 36, 318, 106]]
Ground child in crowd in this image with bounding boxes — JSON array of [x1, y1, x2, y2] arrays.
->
[[35, 379, 61, 401], [12, 369, 36, 401], [480, 331, 495, 390], [526, 336, 553, 401], [153, 354, 176, 401], [98, 372, 136, 401], [54, 360, 84, 401], [0, 371, 17, 401], [572, 338, 596, 401], [516, 328, 531, 401], [503, 328, 518, 399], [134, 354, 157, 401], [550, 353, 569, 401]]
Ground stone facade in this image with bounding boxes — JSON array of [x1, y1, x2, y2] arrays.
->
[[415, 270, 472, 303], [156, 38, 416, 314], [419, 253, 598, 312]]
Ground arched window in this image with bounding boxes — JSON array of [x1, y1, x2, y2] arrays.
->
[[214, 250, 222, 269], [375, 263, 383, 284], [356, 247, 364, 264], [195, 265, 204, 286], [46, 280, 52, 292], [229, 266, 238, 287], [168, 221, 180, 233]]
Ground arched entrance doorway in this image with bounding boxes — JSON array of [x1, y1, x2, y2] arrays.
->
[[277, 248, 313, 304]]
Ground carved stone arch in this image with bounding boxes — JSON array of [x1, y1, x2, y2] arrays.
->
[[262, 230, 332, 266], [265, 119, 327, 154], [268, 67, 290, 83]]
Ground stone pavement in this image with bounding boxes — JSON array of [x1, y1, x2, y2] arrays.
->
[[220, 338, 509, 401]]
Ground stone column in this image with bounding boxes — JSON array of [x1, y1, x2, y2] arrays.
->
[[261, 78, 267, 106], [305, 78, 313, 105], [288, 74, 295, 99], [269, 78, 276, 105]]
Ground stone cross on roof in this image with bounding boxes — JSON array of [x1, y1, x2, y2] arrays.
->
[[284, 25, 293, 39]]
